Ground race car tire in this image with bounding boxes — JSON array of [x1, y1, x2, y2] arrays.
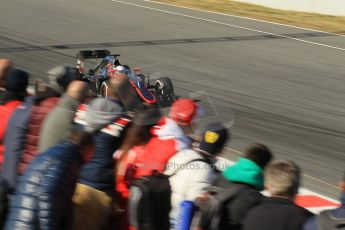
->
[[155, 77, 174, 107], [100, 81, 109, 98], [96, 78, 101, 91]]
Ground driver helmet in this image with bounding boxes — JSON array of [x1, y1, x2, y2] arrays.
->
[[108, 65, 126, 74]]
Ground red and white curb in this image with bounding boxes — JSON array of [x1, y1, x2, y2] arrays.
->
[[296, 188, 340, 213], [216, 157, 341, 214]]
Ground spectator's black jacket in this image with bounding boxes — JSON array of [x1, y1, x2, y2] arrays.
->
[[213, 175, 263, 230], [243, 196, 313, 230]]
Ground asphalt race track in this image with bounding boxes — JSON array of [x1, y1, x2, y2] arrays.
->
[[0, 0, 344, 199]]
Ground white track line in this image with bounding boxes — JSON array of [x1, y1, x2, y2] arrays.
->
[[224, 146, 244, 156], [143, 0, 345, 38], [303, 173, 341, 190], [112, 0, 345, 51]]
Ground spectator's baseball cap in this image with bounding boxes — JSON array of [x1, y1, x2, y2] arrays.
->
[[5, 68, 29, 93], [169, 98, 198, 126], [46, 66, 80, 93], [199, 122, 229, 156]]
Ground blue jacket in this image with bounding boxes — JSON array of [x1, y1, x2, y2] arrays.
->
[[303, 193, 345, 230], [4, 141, 83, 230], [1, 97, 34, 192], [74, 104, 130, 195]]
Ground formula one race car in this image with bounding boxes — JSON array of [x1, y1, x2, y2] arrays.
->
[[76, 49, 175, 107]]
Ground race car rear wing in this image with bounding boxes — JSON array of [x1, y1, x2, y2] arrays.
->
[[77, 50, 120, 60], [76, 49, 120, 74]]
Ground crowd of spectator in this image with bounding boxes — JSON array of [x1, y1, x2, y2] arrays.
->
[[0, 58, 343, 230]]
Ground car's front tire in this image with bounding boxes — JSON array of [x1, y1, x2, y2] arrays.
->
[[155, 77, 174, 107]]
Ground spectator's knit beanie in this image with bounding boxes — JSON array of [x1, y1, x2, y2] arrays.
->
[[46, 66, 80, 93], [5, 68, 29, 93], [84, 98, 124, 133], [169, 98, 198, 126], [199, 122, 229, 156]]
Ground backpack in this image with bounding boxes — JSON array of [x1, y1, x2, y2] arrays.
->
[[192, 183, 247, 230], [128, 158, 208, 230], [317, 210, 345, 230]]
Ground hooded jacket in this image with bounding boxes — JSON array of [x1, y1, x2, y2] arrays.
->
[[213, 157, 264, 230], [135, 117, 191, 177], [165, 149, 215, 222], [223, 157, 264, 191], [74, 100, 130, 195]]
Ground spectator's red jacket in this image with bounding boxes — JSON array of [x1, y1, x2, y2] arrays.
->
[[0, 100, 23, 165], [114, 146, 146, 230], [18, 97, 59, 175], [135, 117, 191, 178], [115, 146, 145, 201]]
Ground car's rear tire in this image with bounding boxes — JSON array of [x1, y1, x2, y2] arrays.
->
[[100, 81, 108, 98], [155, 77, 174, 107]]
